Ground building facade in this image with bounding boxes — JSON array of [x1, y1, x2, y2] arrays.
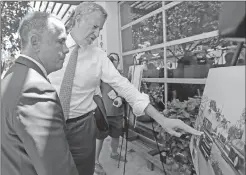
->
[[102, 1, 245, 107]]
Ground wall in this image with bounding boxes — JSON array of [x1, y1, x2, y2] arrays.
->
[[95, 1, 108, 53], [104, 2, 122, 69], [96, 2, 122, 70]]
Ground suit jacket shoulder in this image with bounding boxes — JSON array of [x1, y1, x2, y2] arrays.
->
[[1, 58, 77, 175], [2, 61, 58, 117]]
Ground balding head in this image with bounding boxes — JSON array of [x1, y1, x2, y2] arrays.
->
[[18, 11, 62, 49], [69, 2, 108, 47], [73, 2, 107, 24], [18, 11, 69, 74]]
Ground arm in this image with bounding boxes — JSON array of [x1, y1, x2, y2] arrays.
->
[[95, 84, 102, 97], [144, 104, 202, 137], [15, 84, 78, 175], [100, 53, 202, 136], [100, 54, 149, 117]]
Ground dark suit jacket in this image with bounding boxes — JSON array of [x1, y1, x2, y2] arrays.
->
[[1, 56, 78, 175]]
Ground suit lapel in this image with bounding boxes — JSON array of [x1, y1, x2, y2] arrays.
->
[[15, 56, 49, 81]]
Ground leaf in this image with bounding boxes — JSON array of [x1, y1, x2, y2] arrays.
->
[[182, 111, 190, 118], [166, 1, 222, 56], [2, 2, 31, 60]]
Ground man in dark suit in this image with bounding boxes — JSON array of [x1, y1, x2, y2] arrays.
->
[[1, 12, 79, 175]]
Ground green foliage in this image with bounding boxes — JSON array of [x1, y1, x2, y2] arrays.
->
[[166, 1, 231, 59], [157, 97, 202, 174], [1, 1, 31, 58], [228, 125, 243, 141], [130, 1, 231, 60], [166, 1, 222, 41], [140, 81, 165, 111], [132, 12, 163, 50]]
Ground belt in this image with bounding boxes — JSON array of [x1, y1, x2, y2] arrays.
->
[[66, 110, 95, 124]]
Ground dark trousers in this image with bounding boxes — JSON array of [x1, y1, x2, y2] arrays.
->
[[66, 112, 97, 175]]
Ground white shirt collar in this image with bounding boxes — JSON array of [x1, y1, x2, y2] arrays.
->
[[66, 33, 89, 51], [19, 54, 48, 77]]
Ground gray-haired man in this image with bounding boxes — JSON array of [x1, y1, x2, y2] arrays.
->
[[1, 12, 78, 175], [48, 2, 202, 175]]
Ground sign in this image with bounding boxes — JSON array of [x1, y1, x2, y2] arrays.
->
[[190, 66, 245, 175]]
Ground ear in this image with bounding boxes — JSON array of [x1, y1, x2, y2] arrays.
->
[[30, 34, 41, 52], [75, 14, 82, 25]]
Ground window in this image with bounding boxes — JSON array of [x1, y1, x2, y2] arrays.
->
[[166, 37, 238, 78], [236, 46, 246, 66], [168, 83, 205, 102], [120, 1, 162, 27], [122, 48, 164, 78], [166, 1, 222, 41], [141, 82, 165, 111], [119, 1, 242, 107], [121, 12, 163, 52]]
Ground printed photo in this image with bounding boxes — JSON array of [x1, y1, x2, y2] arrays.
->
[[190, 66, 245, 175]]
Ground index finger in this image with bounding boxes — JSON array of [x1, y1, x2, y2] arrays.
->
[[179, 121, 203, 136]]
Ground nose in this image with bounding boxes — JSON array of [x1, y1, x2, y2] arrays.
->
[[63, 43, 69, 55]]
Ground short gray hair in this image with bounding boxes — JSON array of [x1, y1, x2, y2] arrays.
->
[[18, 11, 58, 49], [72, 2, 107, 24]]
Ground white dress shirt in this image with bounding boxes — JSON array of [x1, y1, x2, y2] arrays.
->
[[19, 54, 48, 78], [48, 34, 150, 119]]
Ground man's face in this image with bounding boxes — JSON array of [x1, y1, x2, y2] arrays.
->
[[39, 18, 69, 73], [73, 10, 106, 46], [110, 54, 119, 68]]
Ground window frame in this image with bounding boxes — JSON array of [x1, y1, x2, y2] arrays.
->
[[118, 1, 221, 108]]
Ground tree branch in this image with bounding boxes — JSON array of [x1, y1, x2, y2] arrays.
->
[[189, 39, 210, 53], [211, 38, 223, 49], [167, 48, 180, 60], [181, 43, 186, 54], [187, 42, 193, 51]]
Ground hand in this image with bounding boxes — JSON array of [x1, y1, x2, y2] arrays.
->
[[145, 104, 203, 137], [113, 97, 122, 107], [107, 90, 117, 100], [161, 118, 203, 137]]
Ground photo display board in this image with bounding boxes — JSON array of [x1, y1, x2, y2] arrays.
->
[[190, 66, 245, 175]]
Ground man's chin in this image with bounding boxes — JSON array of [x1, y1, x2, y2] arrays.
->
[[56, 61, 65, 70]]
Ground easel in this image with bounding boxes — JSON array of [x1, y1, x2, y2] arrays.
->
[[119, 59, 172, 174]]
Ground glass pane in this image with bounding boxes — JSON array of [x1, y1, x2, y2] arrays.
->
[[122, 54, 134, 78], [120, 1, 162, 26], [122, 48, 164, 77], [166, 37, 239, 78], [121, 12, 163, 52], [168, 83, 205, 102], [140, 82, 165, 111], [164, 1, 172, 5], [166, 1, 222, 41], [236, 45, 246, 66]]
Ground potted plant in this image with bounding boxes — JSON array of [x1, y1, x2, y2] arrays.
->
[[156, 97, 201, 175], [138, 81, 165, 122]]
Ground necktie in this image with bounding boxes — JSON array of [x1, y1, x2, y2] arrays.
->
[[59, 45, 79, 120]]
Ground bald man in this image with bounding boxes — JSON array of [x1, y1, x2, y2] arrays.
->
[[1, 12, 78, 175]]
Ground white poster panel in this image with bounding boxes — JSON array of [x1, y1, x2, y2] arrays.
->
[[190, 66, 245, 175]]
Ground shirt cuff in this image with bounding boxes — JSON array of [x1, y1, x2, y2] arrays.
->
[[131, 93, 150, 117]]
